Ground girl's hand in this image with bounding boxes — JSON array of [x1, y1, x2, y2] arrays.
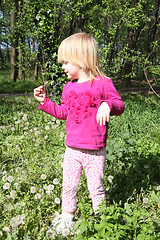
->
[[96, 102, 110, 126], [34, 85, 46, 105]]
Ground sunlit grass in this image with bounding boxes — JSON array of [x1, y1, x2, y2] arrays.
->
[[0, 95, 160, 239]]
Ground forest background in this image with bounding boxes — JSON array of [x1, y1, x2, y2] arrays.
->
[[0, 0, 160, 97], [0, 1, 160, 239]]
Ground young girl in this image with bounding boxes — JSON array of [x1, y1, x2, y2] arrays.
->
[[34, 32, 124, 235]]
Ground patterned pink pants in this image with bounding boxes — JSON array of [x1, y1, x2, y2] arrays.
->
[[62, 146, 106, 213]]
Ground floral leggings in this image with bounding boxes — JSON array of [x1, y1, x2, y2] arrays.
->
[[62, 146, 106, 213]]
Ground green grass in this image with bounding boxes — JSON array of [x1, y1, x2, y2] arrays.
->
[[0, 72, 160, 239], [0, 69, 40, 94]]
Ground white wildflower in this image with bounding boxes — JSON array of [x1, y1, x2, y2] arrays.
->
[[108, 175, 114, 184], [0, 230, 2, 236], [35, 131, 40, 135], [45, 125, 50, 130], [60, 132, 65, 140], [10, 217, 18, 228], [7, 176, 14, 182], [22, 116, 27, 121], [28, 98, 31, 103], [53, 178, 59, 185], [106, 187, 110, 191], [7, 204, 14, 211], [47, 184, 54, 191], [54, 197, 60, 204], [143, 197, 149, 204], [52, 117, 56, 122], [10, 190, 17, 198], [15, 145, 20, 149], [3, 226, 10, 232], [41, 174, 47, 180], [47, 228, 55, 238], [56, 120, 60, 125], [3, 182, 10, 190], [24, 126, 28, 130], [15, 167, 20, 173], [44, 135, 48, 139], [11, 127, 15, 131], [62, 228, 70, 236], [30, 187, 36, 193], [2, 171, 7, 175], [2, 175, 8, 182], [14, 117, 17, 121], [43, 185, 47, 190], [46, 190, 52, 195], [35, 193, 41, 199], [10, 215, 25, 228], [15, 120, 21, 124], [155, 185, 160, 191]]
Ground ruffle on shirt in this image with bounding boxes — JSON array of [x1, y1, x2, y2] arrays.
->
[[65, 90, 95, 124]]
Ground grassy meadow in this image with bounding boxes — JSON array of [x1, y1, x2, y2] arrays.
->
[[0, 72, 160, 239]]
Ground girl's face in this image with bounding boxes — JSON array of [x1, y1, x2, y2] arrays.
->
[[62, 62, 84, 80]]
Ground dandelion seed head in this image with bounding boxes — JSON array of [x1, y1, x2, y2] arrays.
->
[[46, 190, 51, 195], [54, 197, 60, 204], [3, 226, 10, 232], [47, 184, 54, 191], [155, 185, 160, 191], [108, 175, 114, 184], [15, 120, 21, 124], [41, 174, 47, 180], [3, 182, 11, 190], [47, 229, 55, 238], [53, 178, 59, 185], [143, 197, 149, 204], [2, 175, 8, 182], [45, 125, 50, 130], [10, 190, 17, 198], [35, 193, 41, 199], [7, 176, 14, 182], [56, 120, 60, 125], [62, 228, 70, 236], [30, 187, 36, 193], [7, 204, 14, 211]]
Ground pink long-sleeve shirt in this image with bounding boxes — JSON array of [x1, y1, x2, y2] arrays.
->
[[38, 76, 124, 150]]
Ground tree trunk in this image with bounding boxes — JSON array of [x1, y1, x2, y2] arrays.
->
[[10, 0, 18, 82], [18, 0, 25, 80]]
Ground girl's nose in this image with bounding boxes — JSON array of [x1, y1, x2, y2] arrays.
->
[[62, 63, 66, 69]]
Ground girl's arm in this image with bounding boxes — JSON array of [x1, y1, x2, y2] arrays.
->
[[34, 85, 68, 120], [103, 78, 125, 116], [96, 78, 124, 126]]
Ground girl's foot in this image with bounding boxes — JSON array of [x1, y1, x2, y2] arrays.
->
[[48, 213, 75, 236]]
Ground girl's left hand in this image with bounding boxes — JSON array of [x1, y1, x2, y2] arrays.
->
[[96, 102, 110, 126]]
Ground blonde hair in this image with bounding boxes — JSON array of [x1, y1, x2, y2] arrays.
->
[[58, 32, 104, 83]]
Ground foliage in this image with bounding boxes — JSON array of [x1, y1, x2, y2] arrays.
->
[[0, 94, 160, 239], [0, 0, 160, 88]]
